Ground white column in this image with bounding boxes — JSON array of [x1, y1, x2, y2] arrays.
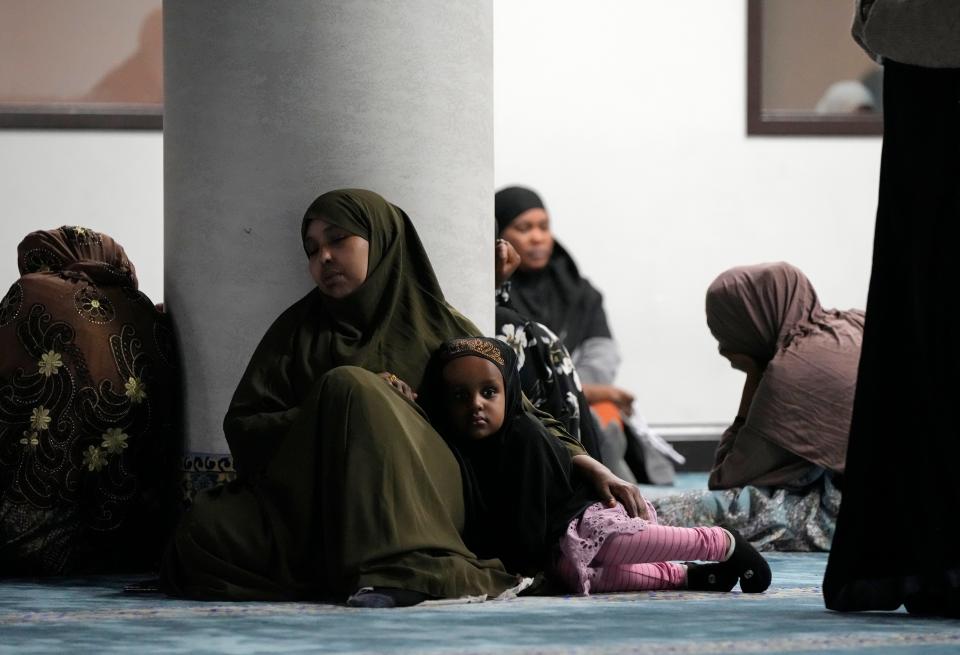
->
[[164, 0, 493, 454]]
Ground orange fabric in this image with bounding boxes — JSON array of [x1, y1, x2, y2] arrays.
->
[[591, 401, 623, 429]]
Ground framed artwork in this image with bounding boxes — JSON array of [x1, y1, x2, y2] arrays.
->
[[747, 0, 883, 136], [0, 0, 162, 129]]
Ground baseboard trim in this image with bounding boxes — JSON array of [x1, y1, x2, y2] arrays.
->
[[649, 424, 725, 472], [650, 423, 725, 442]]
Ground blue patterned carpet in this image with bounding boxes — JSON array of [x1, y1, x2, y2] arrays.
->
[[3, 477, 958, 654]]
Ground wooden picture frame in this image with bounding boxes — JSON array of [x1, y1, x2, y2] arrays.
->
[[746, 0, 883, 136]]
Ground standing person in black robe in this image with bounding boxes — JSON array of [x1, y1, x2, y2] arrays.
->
[[823, 2, 960, 616]]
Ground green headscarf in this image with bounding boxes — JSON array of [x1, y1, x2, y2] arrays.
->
[[225, 189, 479, 473]]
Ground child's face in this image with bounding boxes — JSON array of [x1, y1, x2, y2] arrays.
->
[[440, 355, 506, 440]]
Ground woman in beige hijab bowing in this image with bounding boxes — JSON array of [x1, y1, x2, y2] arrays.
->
[[653, 263, 863, 551]]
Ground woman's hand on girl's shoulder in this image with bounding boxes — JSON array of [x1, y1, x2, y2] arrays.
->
[[572, 455, 649, 519], [378, 371, 418, 402]]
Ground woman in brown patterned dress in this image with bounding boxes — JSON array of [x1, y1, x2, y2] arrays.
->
[[0, 226, 178, 575]]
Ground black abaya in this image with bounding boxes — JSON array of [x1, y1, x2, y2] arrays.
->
[[823, 61, 960, 616]]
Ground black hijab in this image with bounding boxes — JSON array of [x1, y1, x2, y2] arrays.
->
[[495, 187, 611, 353], [420, 337, 596, 575], [495, 186, 545, 234]]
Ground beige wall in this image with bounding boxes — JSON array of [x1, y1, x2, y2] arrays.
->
[[762, 0, 879, 110], [0, 0, 160, 103]]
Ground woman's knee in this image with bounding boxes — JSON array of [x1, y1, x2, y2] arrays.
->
[[315, 366, 410, 420], [316, 365, 377, 396]]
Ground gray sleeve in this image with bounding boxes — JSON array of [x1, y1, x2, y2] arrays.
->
[[571, 336, 621, 385], [853, 0, 960, 68]]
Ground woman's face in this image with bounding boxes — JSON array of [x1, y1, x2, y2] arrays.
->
[[441, 356, 506, 440], [304, 218, 370, 298], [500, 208, 554, 272]]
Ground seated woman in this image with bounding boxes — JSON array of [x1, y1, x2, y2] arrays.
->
[[494, 237, 602, 461], [653, 262, 864, 551], [494, 186, 681, 485], [0, 227, 178, 575], [160, 189, 643, 606]]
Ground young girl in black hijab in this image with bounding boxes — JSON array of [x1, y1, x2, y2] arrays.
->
[[421, 337, 771, 594]]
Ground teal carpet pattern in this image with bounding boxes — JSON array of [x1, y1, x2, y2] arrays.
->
[[3, 477, 958, 654], [4, 555, 959, 654]]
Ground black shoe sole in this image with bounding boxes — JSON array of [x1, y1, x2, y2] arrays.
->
[[685, 562, 738, 592], [720, 526, 772, 593]]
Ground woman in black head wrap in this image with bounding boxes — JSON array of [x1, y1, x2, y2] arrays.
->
[[493, 232, 602, 462], [494, 187, 615, 374], [495, 186, 683, 485]]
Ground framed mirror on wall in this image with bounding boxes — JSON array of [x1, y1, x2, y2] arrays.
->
[[747, 0, 883, 136], [0, 0, 162, 129]]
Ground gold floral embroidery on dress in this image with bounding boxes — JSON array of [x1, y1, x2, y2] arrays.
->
[[446, 338, 506, 366], [124, 376, 147, 404], [37, 350, 63, 377], [30, 406, 51, 431], [82, 445, 107, 472], [61, 225, 101, 246], [0, 301, 175, 552], [101, 427, 129, 455], [74, 287, 115, 324]]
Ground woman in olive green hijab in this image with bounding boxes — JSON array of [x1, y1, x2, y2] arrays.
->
[[161, 189, 642, 605]]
